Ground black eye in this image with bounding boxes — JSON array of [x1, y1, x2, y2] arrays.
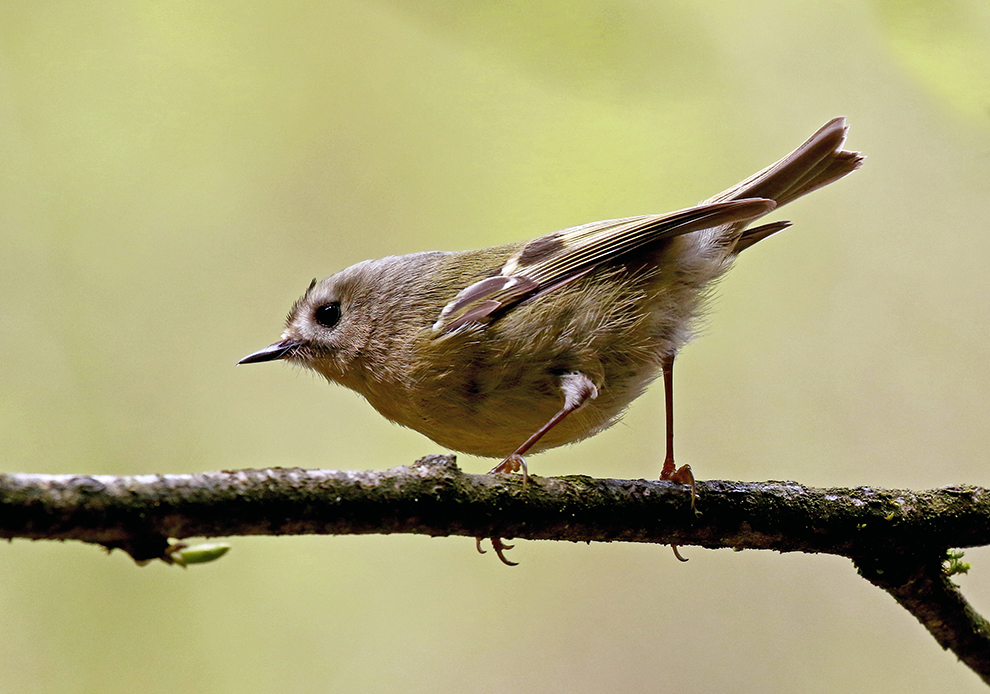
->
[[314, 302, 341, 329]]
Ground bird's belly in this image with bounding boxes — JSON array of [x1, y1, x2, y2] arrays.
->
[[393, 367, 659, 459]]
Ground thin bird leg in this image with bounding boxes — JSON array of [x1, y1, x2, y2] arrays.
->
[[481, 372, 598, 566], [487, 404, 572, 482], [659, 353, 697, 563], [661, 353, 677, 478], [659, 353, 696, 504], [488, 372, 598, 483]]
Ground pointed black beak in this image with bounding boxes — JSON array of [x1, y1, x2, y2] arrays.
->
[[237, 339, 300, 365]]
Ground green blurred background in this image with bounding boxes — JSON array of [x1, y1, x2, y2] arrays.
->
[[2, 1, 990, 692]]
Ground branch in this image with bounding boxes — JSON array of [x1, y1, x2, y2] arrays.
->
[[2, 454, 989, 682]]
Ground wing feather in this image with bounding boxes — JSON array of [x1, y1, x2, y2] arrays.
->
[[433, 198, 774, 334]]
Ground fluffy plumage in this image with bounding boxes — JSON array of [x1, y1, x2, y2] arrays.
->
[[241, 117, 862, 461]]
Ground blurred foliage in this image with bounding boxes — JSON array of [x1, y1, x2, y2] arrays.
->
[[1, 2, 989, 693]]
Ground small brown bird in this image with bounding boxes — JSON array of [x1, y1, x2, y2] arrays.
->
[[241, 117, 862, 563]]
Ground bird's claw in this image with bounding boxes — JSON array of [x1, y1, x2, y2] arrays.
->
[[661, 463, 697, 560], [661, 463, 697, 513], [489, 454, 529, 484], [476, 537, 519, 566]]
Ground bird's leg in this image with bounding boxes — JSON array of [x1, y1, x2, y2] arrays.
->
[[659, 353, 697, 563], [488, 372, 598, 483], [482, 372, 598, 565], [659, 353, 696, 501]]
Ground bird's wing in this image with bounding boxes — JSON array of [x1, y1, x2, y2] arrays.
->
[[432, 197, 774, 334]]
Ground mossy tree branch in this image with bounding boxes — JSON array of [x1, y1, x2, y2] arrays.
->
[[2, 454, 989, 683]]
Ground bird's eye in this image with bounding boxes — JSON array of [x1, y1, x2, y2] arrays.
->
[[314, 302, 341, 329]]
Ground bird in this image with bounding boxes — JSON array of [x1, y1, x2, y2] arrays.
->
[[240, 117, 863, 564]]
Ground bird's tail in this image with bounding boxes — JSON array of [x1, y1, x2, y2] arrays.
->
[[708, 117, 864, 252]]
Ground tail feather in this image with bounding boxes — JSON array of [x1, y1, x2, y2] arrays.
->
[[705, 117, 863, 253], [734, 220, 792, 253], [708, 117, 863, 208]]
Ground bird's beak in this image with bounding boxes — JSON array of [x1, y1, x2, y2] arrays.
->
[[237, 339, 300, 365]]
